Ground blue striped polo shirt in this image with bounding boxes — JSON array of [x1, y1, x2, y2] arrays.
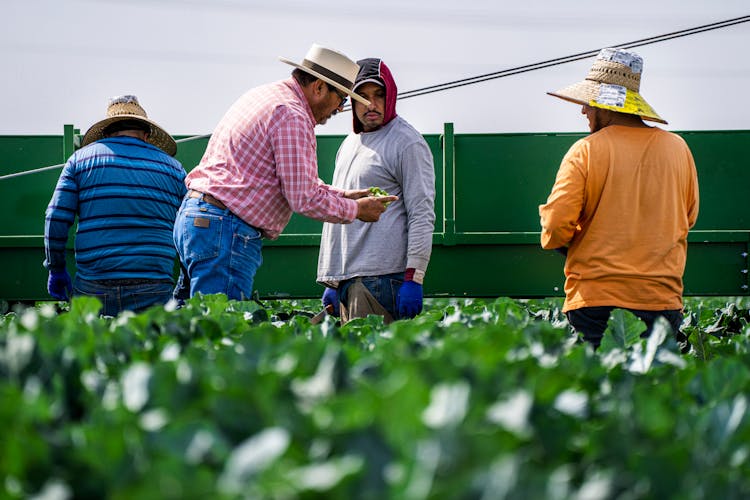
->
[[44, 136, 187, 282]]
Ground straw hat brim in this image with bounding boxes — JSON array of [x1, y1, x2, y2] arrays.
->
[[279, 57, 371, 106], [548, 80, 667, 125], [81, 115, 178, 156]]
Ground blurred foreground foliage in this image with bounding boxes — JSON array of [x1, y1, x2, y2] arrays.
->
[[1, 295, 749, 499]]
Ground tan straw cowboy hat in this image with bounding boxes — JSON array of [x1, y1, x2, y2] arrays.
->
[[280, 43, 371, 106], [548, 47, 667, 124], [81, 95, 178, 156]]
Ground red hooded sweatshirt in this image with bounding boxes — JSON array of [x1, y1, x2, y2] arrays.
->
[[352, 58, 398, 134]]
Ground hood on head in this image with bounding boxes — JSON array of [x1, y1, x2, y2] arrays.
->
[[352, 58, 398, 133]]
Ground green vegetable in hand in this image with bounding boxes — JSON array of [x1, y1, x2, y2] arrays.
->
[[368, 186, 392, 206]]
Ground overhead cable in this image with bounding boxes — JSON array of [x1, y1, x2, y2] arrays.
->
[[395, 15, 750, 101]]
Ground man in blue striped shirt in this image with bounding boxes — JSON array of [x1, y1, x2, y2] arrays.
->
[[44, 95, 186, 316]]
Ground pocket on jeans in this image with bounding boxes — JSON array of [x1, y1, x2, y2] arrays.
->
[[128, 284, 174, 312], [230, 223, 262, 268], [233, 221, 262, 247], [388, 278, 402, 308], [182, 211, 223, 262], [360, 276, 380, 295]]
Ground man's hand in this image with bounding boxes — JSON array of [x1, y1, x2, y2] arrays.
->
[[322, 287, 340, 317], [48, 270, 73, 300], [343, 188, 371, 199], [355, 196, 398, 222], [397, 280, 423, 319]]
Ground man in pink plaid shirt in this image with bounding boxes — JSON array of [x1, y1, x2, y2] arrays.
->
[[173, 44, 396, 301]]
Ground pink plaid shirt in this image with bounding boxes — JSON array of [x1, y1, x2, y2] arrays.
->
[[185, 78, 358, 239]]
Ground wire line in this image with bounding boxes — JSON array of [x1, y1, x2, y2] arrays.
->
[[394, 15, 750, 101]]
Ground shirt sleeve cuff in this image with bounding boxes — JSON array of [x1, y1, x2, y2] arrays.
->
[[405, 266, 426, 284], [343, 198, 358, 222]]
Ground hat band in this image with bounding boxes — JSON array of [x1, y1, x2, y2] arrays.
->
[[301, 59, 353, 89]]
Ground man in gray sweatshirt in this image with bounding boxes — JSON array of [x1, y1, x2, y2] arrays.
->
[[317, 58, 436, 323]]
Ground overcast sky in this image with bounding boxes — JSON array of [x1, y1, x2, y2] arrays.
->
[[3, 1, 749, 138]]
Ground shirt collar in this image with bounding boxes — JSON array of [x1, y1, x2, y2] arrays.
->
[[286, 77, 316, 126]]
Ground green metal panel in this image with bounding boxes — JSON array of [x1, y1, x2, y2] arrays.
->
[[0, 136, 65, 177], [679, 131, 750, 231], [1, 136, 66, 237], [1, 126, 748, 301], [683, 238, 749, 295], [173, 135, 210, 170], [453, 132, 581, 233]]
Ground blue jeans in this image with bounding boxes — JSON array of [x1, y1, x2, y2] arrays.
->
[[173, 195, 263, 301], [567, 306, 686, 349], [73, 277, 174, 317], [340, 272, 404, 320]]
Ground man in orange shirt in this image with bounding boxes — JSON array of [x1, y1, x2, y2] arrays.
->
[[539, 48, 699, 350]]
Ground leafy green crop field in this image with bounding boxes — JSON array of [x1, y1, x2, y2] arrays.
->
[[1, 295, 749, 499]]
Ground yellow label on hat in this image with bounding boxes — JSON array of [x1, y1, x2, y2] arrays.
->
[[590, 85, 661, 120]]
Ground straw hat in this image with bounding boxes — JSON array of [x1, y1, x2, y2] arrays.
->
[[81, 95, 177, 156], [280, 43, 371, 106], [548, 48, 666, 124]]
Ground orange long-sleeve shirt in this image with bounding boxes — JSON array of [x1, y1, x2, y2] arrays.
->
[[539, 125, 699, 312]]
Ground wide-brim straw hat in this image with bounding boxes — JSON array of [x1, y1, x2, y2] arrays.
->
[[280, 43, 371, 106], [81, 95, 177, 156], [548, 47, 667, 124]]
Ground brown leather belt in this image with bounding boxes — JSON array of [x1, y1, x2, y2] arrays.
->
[[188, 190, 226, 210]]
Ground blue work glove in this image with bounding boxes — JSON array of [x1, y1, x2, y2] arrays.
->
[[48, 270, 73, 300], [322, 287, 340, 317], [397, 280, 423, 319]]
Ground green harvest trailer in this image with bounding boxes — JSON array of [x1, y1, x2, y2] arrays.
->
[[1, 124, 748, 302]]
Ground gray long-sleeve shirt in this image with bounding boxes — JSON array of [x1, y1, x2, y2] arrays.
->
[[317, 116, 436, 287]]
